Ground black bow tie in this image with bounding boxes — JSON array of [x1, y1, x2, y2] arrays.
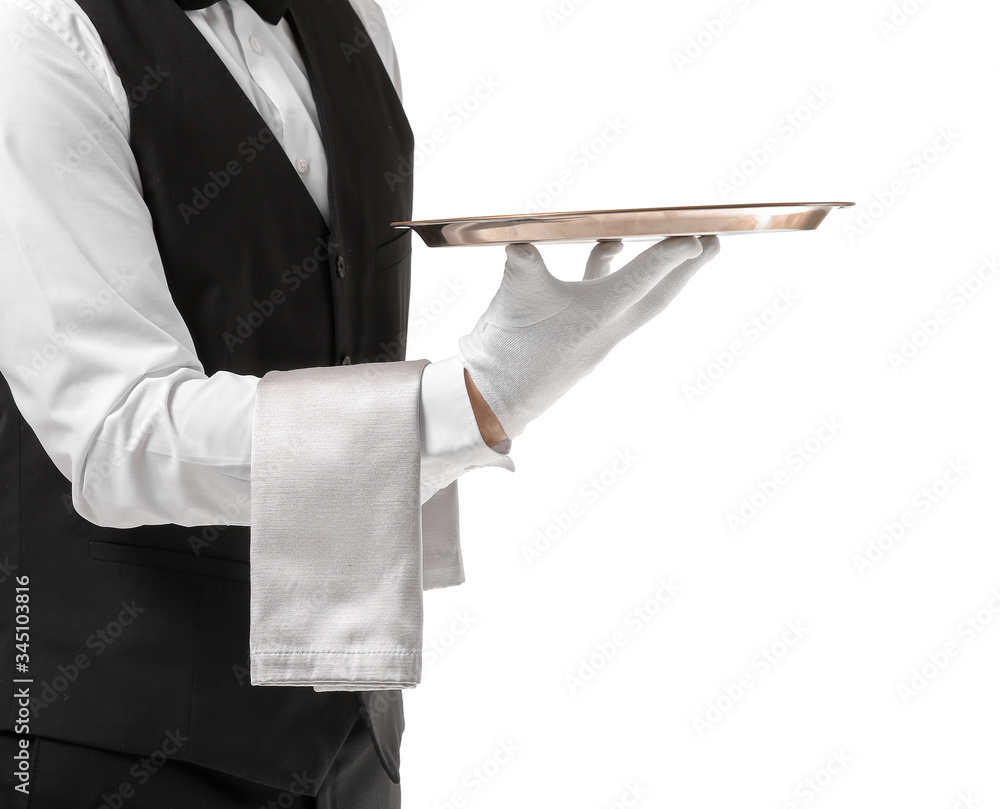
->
[[177, 0, 290, 26]]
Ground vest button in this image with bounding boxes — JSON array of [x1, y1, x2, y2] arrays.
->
[[336, 256, 346, 278], [342, 356, 352, 365]]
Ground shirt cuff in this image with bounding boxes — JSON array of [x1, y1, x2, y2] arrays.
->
[[419, 355, 515, 504]]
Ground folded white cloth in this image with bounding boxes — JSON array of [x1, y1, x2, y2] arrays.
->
[[419, 480, 464, 592], [250, 360, 441, 690]]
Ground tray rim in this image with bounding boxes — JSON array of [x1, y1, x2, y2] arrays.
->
[[391, 201, 856, 230]]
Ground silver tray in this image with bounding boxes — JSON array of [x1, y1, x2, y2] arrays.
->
[[393, 202, 854, 247]]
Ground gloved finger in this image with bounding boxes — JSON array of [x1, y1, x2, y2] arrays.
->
[[620, 235, 721, 331], [583, 239, 624, 281], [501, 242, 553, 292], [604, 235, 703, 306]]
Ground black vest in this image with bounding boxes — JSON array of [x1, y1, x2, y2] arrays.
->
[[0, 0, 414, 790]]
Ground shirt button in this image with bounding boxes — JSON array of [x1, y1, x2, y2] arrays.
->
[[336, 256, 346, 278], [249, 35, 263, 54], [342, 356, 352, 365], [295, 157, 309, 174]]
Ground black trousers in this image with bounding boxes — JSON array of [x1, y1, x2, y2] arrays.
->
[[0, 711, 400, 809]]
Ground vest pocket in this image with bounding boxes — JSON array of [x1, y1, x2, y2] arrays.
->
[[375, 230, 412, 272], [88, 540, 250, 583]]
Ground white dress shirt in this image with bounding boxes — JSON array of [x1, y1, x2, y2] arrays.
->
[[0, 0, 514, 688]]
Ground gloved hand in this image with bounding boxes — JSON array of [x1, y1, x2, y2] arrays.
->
[[458, 235, 721, 438]]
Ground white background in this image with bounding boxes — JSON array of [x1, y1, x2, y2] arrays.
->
[[390, 0, 999, 806]]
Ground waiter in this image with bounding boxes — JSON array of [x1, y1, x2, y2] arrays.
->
[[0, 0, 720, 804]]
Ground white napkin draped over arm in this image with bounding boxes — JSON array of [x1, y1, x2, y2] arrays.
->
[[250, 359, 452, 690]]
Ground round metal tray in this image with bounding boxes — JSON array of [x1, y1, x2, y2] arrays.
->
[[393, 202, 854, 247]]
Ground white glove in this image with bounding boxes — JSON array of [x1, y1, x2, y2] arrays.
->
[[458, 235, 720, 438]]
